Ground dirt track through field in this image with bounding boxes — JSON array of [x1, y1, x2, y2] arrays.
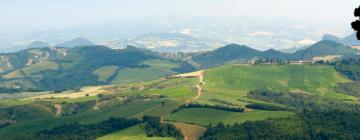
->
[[194, 70, 205, 100], [54, 104, 62, 116], [173, 70, 205, 101]]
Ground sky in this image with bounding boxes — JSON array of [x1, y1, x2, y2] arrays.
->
[[0, 0, 358, 33]]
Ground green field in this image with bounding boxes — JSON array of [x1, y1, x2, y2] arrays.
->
[[0, 64, 358, 140], [3, 61, 59, 79], [166, 108, 294, 126], [111, 68, 170, 84], [93, 65, 119, 81], [97, 124, 174, 140], [143, 59, 180, 73], [0, 100, 165, 138], [200, 64, 355, 104]]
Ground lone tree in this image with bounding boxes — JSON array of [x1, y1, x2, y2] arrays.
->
[[352, 5, 360, 39]]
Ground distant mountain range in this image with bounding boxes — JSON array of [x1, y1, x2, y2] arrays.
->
[[0, 39, 357, 91], [57, 37, 95, 48], [323, 33, 360, 46], [0, 45, 195, 91], [112, 33, 226, 52], [191, 40, 357, 68]]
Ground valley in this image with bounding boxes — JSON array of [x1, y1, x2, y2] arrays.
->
[[2, 1, 360, 139], [0, 38, 359, 140], [0, 60, 359, 139]]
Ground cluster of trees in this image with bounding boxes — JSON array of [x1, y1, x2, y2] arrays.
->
[[143, 116, 183, 139], [37, 117, 141, 140], [332, 58, 360, 80], [172, 103, 244, 113], [59, 101, 95, 117], [336, 82, 360, 97], [0, 102, 54, 122], [0, 87, 42, 94], [200, 110, 360, 140], [253, 58, 287, 65], [0, 121, 11, 129], [35, 116, 183, 140], [245, 103, 289, 111], [247, 88, 360, 111]]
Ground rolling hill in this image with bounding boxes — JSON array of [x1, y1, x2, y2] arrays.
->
[[0, 63, 358, 139], [323, 33, 360, 46], [191, 40, 357, 68], [293, 40, 357, 60], [191, 44, 263, 68], [0, 39, 357, 92], [57, 37, 95, 48], [0, 45, 195, 91]]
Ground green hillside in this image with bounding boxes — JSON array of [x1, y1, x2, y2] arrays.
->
[[97, 124, 174, 140], [0, 46, 194, 91], [93, 65, 119, 82], [201, 64, 354, 103], [192, 44, 262, 68], [0, 64, 358, 140], [294, 40, 357, 60], [166, 108, 294, 126]]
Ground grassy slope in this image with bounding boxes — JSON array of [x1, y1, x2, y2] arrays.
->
[[0, 100, 165, 138], [117, 77, 198, 101], [166, 108, 294, 126], [200, 64, 354, 105], [0, 64, 357, 139], [110, 59, 180, 85], [93, 65, 119, 81], [168, 122, 207, 140], [97, 124, 174, 140], [111, 68, 168, 85], [143, 59, 180, 73], [131, 100, 183, 119], [2, 61, 59, 79]]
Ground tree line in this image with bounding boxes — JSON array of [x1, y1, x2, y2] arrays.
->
[[172, 103, 244, 114], [200, 110, 360, 140], [34, 115, 183, 140], [143, 115, 183, 139]]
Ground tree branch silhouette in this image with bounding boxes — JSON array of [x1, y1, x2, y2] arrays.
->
[[352, 6, 360, 40]]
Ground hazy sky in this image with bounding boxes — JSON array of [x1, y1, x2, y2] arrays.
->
[[0, 0, 358, 33]]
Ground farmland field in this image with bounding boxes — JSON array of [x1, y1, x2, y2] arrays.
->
[[0, 64, 358, 140], [111, 68, 170, 84], [201, 64, 355, 103], [97, 124, 175, 140], [93, 65, 119, 81], [2, 61, 59, 79], [166, 108, 294, 126]]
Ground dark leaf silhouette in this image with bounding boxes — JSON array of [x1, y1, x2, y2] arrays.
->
[[352, 6, 360, 39]]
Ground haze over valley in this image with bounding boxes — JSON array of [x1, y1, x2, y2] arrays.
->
[[0, 1, 360, 140]]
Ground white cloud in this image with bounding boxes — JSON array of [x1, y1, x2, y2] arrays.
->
[[247, 31, 275, 37], [297, 39, 316, 45], [180, 29, 192, 35]]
